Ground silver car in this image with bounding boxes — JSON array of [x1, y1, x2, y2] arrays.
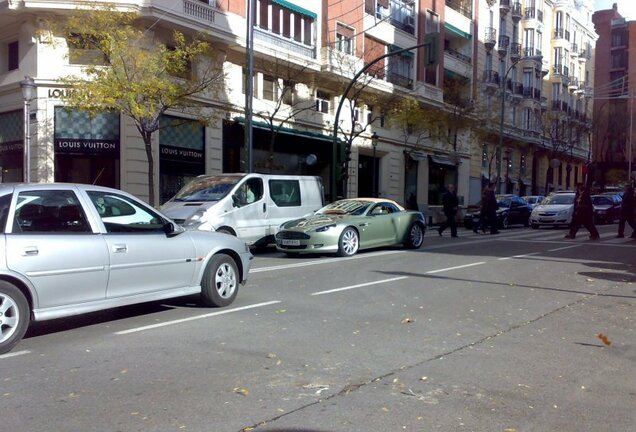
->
[[0, 183, 253, 354]]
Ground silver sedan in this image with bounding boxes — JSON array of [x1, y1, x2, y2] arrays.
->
[[0, 183, 253, 354]]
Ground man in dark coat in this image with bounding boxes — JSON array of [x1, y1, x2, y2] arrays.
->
[[438, 184, 459, 237], [479, 182, 499, 234], [617, 183, 636, 238], [565, 183, 599, 240]]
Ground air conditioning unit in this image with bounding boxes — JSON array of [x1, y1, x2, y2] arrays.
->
[[404, 15, 415, 27]]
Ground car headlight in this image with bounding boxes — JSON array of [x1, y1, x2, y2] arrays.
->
[[184, 211, 214, 231], [557, 209, 569, 216], [315, 224, 336, 232]]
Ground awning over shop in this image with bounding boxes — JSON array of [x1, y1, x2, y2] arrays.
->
[[444, 23, 471, 40], [428, 155, 456, 168], [388, 44, 415, 58], [271, 0, 317, 19], [232, 117, 336, 142], [407, 151, 427, 161]]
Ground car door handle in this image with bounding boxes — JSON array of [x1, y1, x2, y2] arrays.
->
[[113, 244, 128, 253], [262, 203, 266, 213], [22, 246, 38, 256], [359, 223, 369, 227]]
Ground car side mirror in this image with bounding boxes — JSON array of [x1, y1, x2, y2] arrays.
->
[[232, 194, 241, 208], [164, 221, 182, 237]]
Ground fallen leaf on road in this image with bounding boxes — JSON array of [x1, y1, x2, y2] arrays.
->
[[266, 353, 277, 359], [597, 333, 612, 346], [401, 317, 415, 324], [275, 309, 287, 314], [233, 387, 249, 396], [420, 377, 428, 381], [586, 278, 594, 282]]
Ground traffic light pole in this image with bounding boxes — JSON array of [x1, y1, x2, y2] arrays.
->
[[330, 38, 437, 202]]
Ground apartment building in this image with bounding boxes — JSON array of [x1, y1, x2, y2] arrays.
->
[[474, 0, 595, 198], [592, 3, 636, 183]]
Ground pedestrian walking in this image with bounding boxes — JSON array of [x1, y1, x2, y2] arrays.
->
[[438, 184, 459, 237], [617, 183, 636, 238], [478, 182, 499, 234], [565, 183, 599, 240]]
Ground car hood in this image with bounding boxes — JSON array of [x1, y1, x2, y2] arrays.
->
[[533, 204, 572, 212], [161, 200, 219, 220], [281, 213, 347, 230]]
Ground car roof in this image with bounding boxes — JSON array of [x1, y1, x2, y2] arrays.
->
[[341, 197, 406, 210]]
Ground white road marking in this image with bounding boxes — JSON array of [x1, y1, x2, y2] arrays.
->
[[425, 262, 486, 274], [311, 276, 409, 296], [115, 300, 282, 335], [250, 250, 404, 273], [547, 245, 583, 252], [497, 252, 542, 261], [0, 350, 30, 359]]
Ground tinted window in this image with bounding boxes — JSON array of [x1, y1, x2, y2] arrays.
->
[[235, 178, 263, 206], [269, 179, 301, 207], [0, 193, 12, 233], [173, 176, 239, 202], [543, 194, 575, 205], [13, 190, 91, 233], [87, 191, 164, 233]]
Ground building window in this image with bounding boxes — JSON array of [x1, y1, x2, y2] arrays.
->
[[262, 75, 276, 101], [8, 41, 18, 71], [282, 80, 294, 105], [336, 23, 354, 55], [259, 0, 314, 47], [523, 107, 532, 130], [520, 153, 527, 176], [315, 90, 330, 113], [67, 34, 107, 65], [388, 46, 413, 88]]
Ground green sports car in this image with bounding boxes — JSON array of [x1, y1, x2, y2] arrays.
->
[[275, 198, 426, 257]]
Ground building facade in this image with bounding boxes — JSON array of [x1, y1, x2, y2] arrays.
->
[[592, 3, 636, 184], [0, 0, 597, 210]]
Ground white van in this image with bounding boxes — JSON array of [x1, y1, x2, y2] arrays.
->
[[161, 173, 324, 246]]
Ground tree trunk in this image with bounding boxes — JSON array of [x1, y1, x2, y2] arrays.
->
[[143, 132, 156, 207]]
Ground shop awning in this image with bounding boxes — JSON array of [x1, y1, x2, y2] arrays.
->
[[388, 44, 415, 58], [444, 23, 471, 40], [407, 151, 427, 161], [271, 0, 317, 19], [232, 117, 337, 142], [429, 155, 456, 167]]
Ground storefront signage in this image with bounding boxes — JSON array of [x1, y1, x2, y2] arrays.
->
[[160, 144, 203, 163], [0, 141, 23, 154], [54, 139, 119, 156], [48, 88, 74, 99]]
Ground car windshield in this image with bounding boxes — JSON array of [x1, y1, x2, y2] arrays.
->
[[172, 176, 240, 202], [497, 198, 512, 208], [592, 196, 612, 205], [542, 194, 575, 205], [318, 200, 372, 215]]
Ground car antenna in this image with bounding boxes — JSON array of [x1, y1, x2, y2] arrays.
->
[[92, 167, 105, 185]]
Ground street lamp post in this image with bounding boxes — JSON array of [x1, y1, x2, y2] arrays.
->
[[496, 55, 542, 193], [371, 132, 379, 197], [20, 76, 36, 183]]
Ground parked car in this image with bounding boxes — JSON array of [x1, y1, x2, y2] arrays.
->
[[591, 194, 622, 224], [529, 191, 576, 228], [161, 173, 324, 246], [0, 183, 253, 355], [275, 198, 426, 257], [522, 195, 545, 210], [463, 195, 531, 229]]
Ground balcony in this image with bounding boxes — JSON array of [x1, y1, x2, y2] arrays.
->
[[485, 27, 497, 51], [500, 0, 511, 16], [569, 77, 579, 90], [387, 71, 413, 88], [446, 0, 473, 19], [389, 14, 416, 35], [497, 35, 510, 57], [509, 42, 521, 61], [523, 46, 538, 57], [445, 47, 472, 64], [524, 7, 536, 19], [512, 82, 524, 97], [183, 0, 218, 24], [254, 27, 316, 58], [571, 44, 578, 57], [554, 28, 566, 40], [523, 87, 534, 98], [511, 2, 522, 22], [551, 100, 561, 111], [534, 88, 541, 101], [483, 69, 500, 86]]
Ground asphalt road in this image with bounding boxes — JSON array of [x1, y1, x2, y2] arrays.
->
[[2, 224, 635, 432]]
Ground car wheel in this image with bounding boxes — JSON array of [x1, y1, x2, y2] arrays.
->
[[404, 223, 424, 249], [501, 215, 510, 229], [200, 254, 239, 307], [337, 227, 359, 257], [0, 281, 30, 355]]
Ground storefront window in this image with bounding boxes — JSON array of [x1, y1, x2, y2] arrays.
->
[[159, 115, 205, 204], [0, 110, 24, 182], [54, 107, 120, 188]]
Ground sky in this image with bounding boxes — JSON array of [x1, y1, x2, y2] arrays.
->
[[594, 0, 636, 20]]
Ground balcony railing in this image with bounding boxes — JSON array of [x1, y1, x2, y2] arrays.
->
[[183, 0, 218, 23], [571, 43, 578, 55], [483, 69, 500, 85], [445, 47, 472, 64], [446, 0, 473, 19], [485, 27, 497, 48], [524, 7, 536, 19], [551, 100, 561, 110], [498, 35, 510, 50], [511, 2, 522, 20], [554, 28, 564, 39], [387, 71, 413, 88], [254, 27, 316, 58], [509, 42, 521, 60], [523, 46, 537, 57], [389, 15, 416, 35], [523, 87, 534, 98], [513, 82, 524, 96]]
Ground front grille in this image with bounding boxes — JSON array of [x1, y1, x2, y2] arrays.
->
[[276, 231, 310, 240], [173, 219, 186, 224], [276, 244, 308, 250], [537, 212, 556, 217]]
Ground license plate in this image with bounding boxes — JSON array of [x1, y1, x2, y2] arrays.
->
[[539, 218, 551, 222], [281, 239, 300, 246]]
